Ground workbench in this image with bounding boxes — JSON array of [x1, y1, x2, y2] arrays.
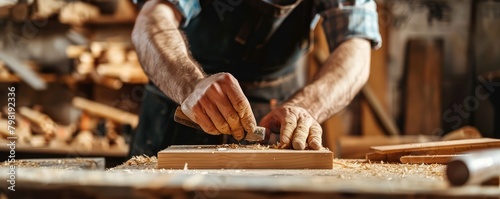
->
[[1, 157, 499, 199]]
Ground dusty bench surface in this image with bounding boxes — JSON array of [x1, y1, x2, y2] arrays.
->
[[2, 156, 500, 199]]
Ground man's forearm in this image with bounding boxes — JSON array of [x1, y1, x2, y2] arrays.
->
[[132, 0, 205, 104], [285, 38, 371, 123]]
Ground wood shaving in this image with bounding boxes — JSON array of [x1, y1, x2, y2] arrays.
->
[[216, 144, 271, 150]]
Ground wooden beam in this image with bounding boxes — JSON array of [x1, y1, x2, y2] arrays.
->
[[400, 154, 465, 164], [158, 145, 334, 169], [370, 138, 500, 153], [366, 138, 500, 163]]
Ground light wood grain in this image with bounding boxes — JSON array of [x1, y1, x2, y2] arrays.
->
[[158, 145, 334, 169], [370, 138, 500, 153], [400, 154, 465, 164], [366, 138, 500, 162], [72, 97, 138, 128], [403, 39, 443, 135], [442, 126, 482, 141]]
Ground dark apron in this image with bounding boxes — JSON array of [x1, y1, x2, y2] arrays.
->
[[129, 0, 316, 157]]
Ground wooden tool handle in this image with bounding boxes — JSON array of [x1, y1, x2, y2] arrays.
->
[[174, 107, 203, 130]]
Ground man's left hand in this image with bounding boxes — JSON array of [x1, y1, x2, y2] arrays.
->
[[259, 105, 322, 150]]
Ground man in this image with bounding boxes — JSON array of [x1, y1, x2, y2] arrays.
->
[[129, 0, 381, 156]]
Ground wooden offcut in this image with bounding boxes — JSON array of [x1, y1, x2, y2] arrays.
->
[[370, 138, 500, 153], [158, 145, 334, 169], [399, 154, 465, 164], [366, 138, 500, 163]]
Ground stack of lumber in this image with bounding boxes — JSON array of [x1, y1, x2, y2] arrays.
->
[[67, 42, 148, 89], [366, 138, 500, 164], [0, 97, 137, 153]]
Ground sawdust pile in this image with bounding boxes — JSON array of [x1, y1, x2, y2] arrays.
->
[[213, 143, 324, 150], [111, 155, 158, 170], [215, 143, 279, 150], [329, 160, 446, 181]]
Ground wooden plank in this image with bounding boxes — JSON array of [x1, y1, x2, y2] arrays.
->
[[442, 126, 482, 141], [341, 135, 439, 159], [72, 97, 139, 128], [403, 39, 443, 135], [400, 155, 465, 164], [366, 138, 500, 163], [370, 138, 500, 153], [158, 145, 334, 169]]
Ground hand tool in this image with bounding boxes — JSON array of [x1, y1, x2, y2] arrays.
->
[[446, 149, 500, 186], [174, 107, 266, 142]]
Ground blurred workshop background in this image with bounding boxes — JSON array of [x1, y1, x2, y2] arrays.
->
[[0, 0, 499, 167]]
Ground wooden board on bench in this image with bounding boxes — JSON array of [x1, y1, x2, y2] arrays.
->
[[157, 145, 334, 169]]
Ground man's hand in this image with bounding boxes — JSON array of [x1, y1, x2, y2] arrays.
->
[[181, 73, 257, 140], [259, 105, 322, 150]]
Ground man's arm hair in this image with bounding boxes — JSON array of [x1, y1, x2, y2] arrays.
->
[[132, 0, 205, 104], [285, 38, 371, 123]]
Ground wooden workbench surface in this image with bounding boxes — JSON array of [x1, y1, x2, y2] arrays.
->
[[1, 157, 499, 199]]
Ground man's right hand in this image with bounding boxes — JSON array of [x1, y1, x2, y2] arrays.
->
[[181, 73, 256, 140]]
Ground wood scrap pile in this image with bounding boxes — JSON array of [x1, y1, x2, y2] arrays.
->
[[365, 138, 500, 164], [0, 97, 137, 153], [0, 0, 93, 22], [67, 42, 148, 89], [0, 0, 135, 24]]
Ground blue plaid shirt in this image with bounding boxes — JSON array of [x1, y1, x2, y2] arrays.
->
[[167, 0, 382, 51]]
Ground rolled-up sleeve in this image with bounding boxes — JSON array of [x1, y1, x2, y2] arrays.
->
[[166, 0, 201, 27], [319, 0, 382, 51]]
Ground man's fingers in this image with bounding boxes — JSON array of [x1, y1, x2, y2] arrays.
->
[[191, 104, 220, 135], [218, 74, 256, 134], [181, 73, 255, 138], [292, 117, 311, 150], [279, 114, 297, 149], [206, 83, 244, 140], [307, 123, 323, 150], [199, 97, 231, 134]]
